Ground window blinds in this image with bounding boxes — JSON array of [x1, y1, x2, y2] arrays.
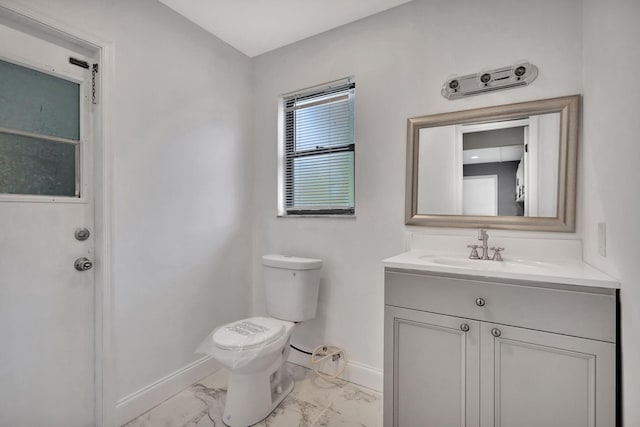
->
[[283, 79, 355, 215]]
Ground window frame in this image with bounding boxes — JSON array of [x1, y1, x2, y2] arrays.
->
[[277, 78, 356, 217], [0, 53, 90, 204]]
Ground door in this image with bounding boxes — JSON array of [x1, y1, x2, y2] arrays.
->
[[480, 323, 615, 427], [463, 175, 498, 216], [384, 306, 480, 427], [0, 22, 96, 426]]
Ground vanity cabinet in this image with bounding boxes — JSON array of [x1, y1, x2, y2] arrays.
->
[[384, 269, 617, 427], [385, 306, 480, 426]]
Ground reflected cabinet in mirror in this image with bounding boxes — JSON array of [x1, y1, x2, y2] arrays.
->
[[406, 95, 579, 231]]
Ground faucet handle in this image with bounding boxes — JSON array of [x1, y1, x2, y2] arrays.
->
[[467, 245, 480, 260], [490, 247, 504, 261]]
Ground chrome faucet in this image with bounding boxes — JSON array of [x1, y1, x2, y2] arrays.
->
[[467, 229, 505, 261], [478, 229, 490, 260], [491, 247, 504, 261]]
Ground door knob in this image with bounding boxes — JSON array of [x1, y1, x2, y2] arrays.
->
[[475, 297, 486, 307], [74, 257, 93, 271], [491, 328, 502, 337], [460, 323, 470, 332]]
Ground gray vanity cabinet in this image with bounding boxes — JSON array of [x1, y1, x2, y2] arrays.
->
[[479, 322, 615, 427], [384, 269, 617, 427], [385, 306, 481, 427]]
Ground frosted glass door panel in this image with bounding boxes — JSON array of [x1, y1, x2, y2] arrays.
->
[[0, 132, 76, 196], [0, 59, 80, 140], [0, 58, 81, 197]]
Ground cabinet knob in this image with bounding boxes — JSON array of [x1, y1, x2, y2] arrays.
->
[[491, 328, 501, 337], [475, 297, 486, 307], [460, 323, 470, 332]]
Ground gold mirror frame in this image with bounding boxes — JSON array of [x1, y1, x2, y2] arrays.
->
[[406, 95, 579, 231]]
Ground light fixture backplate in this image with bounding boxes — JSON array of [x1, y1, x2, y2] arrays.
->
[[442, 62, 538, 100]]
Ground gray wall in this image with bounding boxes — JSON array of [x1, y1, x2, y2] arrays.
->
[[11, 0, 254, 421], [463, 161, 523, 216], [582, 0, 640, 424], [463, 127, 524, 150], [250, 0, 584, 389]]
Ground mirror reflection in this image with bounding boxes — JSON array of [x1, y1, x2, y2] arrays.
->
[[417, 113, 560, 217], [405, 95, 579, 231]]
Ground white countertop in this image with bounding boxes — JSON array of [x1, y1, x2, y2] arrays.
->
[[383, 249, 620, 289]]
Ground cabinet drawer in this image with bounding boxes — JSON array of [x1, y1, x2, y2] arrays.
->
[[385, 270, 616, 342]]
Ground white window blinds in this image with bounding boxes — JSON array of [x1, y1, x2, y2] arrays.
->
[[282, 78, 355, 215]]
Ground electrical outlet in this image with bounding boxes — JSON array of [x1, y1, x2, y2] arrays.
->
[[598, 222, 606, 257]]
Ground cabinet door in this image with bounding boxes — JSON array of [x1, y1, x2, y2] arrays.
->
[[480, 323, 615, 427], [384, 306, 480, 427]]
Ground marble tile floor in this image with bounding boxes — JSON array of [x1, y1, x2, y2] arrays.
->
[[123, 363, 383, 427]]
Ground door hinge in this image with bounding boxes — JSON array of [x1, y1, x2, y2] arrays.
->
[[91, 63, 99, 105]]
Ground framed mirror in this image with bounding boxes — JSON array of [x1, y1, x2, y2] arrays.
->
[[406, 95, 579, 231]]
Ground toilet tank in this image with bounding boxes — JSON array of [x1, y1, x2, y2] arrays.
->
[[262, 254, 322, 322]]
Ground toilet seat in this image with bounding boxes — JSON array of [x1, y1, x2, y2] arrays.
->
[[213, 317, 287, 351]]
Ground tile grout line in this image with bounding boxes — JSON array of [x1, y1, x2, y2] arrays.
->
[[305, 375, 349, 426]]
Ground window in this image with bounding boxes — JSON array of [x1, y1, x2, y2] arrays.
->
[[279, 78, 355, 216], [0, 58, 81, 198]]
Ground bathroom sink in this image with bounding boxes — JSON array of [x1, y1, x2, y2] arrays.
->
[[383, 249, 620, 288], [418, 255, 560, 274]]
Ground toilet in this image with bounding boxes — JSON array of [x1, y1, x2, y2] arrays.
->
[[197, 254, 322, 427]]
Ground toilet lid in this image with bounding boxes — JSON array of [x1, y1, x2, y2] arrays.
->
[[212, 317, 286, 351]]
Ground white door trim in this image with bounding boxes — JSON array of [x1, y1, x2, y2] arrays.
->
[[0, 2, 115, 426]]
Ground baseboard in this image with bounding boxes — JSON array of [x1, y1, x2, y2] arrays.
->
[[113, 351, 382, 426], [288, 350, 383, 392], [114, 356, 220, 426]]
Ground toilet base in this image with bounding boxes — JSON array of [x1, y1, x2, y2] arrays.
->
[[222, 351, 294, 426]]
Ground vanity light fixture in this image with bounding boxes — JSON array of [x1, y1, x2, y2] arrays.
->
[[441, 62, 538, 100]]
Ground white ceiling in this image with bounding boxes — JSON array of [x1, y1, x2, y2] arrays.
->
[[157, 0, 413, 57]]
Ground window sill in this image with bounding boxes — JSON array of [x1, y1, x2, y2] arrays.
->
[[277, 214, 356, 219]]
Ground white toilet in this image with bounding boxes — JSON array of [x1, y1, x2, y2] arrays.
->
[[197, 254, 322, 427]]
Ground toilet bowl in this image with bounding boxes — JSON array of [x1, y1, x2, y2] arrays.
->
[[202, 317, 295, 426], [197, 254, 322, 427]]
